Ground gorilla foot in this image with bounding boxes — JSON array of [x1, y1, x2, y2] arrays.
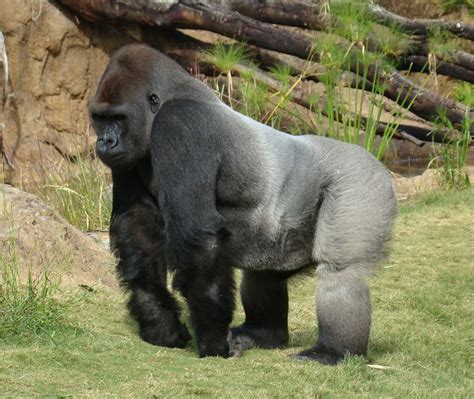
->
[[229, 324, 289, 356], [291, 344, 345, 366], [227, 330, 257, 357], [198, 334, 231, 358], [139, 321, 191, 349]]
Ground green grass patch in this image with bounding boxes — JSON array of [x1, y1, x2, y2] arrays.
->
[[441, 0, 474, 14], [454, 82, 474, 107], [430, 107, 472, 190], [427, 27, 461, 63], [0, 210, 74, 341], [1, 188, 473, 396], [38, 154, 111, 232]]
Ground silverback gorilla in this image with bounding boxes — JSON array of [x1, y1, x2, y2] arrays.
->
[[89, 44, 397, 365]]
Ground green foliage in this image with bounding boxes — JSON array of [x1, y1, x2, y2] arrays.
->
[[329, 1, 413, 60], [431, 108, 472, 190], [373, 23, 414, 59], [202, 13, 446, 164], [441, 0, 474, 14], [310, 46, 414, 160], [427, 27, 460, 62], [454, 82, 474, 107], [236, 79, 270, 122], [0, 210, 70, 339], [268, 64, 293, 90], [313, 33, 350, 68], [204, 43, 294, 128], [306, 3, 417, 160], [39, 154, 111, 232], [203, 42, 249, 74], [330, 1, 373, 47]]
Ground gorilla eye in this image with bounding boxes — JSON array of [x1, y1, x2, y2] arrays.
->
[[149, 93, 161, 113]]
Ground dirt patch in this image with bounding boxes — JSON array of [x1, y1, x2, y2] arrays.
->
[[392, 165, 474, 200], [0, 183, 117, 289]]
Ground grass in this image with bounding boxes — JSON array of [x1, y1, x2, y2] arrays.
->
[[441, 0, 474, 14], [373, 23, 414, 59], [310, 43, 417, 160], [1, 187, 473, 397], [431, 107, 472, 189], [427, 27, 461, 64], [203, 36, 418, 161], [38, 153, 111, 232], [203, 42, 251, 109], [454, 82, 474, 107], [0, 205, 72, 340], [203, 42, 249, 75]]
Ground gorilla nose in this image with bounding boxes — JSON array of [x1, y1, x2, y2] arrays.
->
[[96, 134, 118, 153]]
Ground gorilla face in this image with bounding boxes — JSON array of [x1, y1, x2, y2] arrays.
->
[[89, 52, 161, 169]]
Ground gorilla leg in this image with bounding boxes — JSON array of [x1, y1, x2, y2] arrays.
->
[[128, 278, 191, 348], [185, 265, 235, 358], [296, 268, 371, 365], [109, 170, 192, 349], [295, 180, 394, 365], [231, 270, 289, 353]]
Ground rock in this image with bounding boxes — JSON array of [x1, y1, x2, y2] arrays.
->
[[0, 183, 117, 289], [0, 0, 133, 189]]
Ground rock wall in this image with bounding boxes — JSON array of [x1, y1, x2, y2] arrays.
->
[[0, 0, 133, 188]]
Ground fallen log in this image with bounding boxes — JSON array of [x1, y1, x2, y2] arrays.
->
[[58, 0, 312, 58], [57, 0, 473, 134], [368, 4, 474, 41], [223, 0, 328, 30], [401, 55, 474, 83], [367, 66, 473, 131], [210, 59, 444, 144]]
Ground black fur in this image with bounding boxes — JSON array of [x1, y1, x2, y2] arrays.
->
[[90, 44, 397, 364], [109, 167, 191, 348], [231, 270, 290, 351]]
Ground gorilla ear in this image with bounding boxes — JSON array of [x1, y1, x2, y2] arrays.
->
[[149, 93, 161, 114]]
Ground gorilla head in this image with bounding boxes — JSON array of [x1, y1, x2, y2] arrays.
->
[[91, 43, 397, 365], [89, 44, 214, 169]]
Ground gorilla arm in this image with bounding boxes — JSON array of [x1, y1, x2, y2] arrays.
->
[[152, 99, 235, 358], [110, 168, 191, 348]]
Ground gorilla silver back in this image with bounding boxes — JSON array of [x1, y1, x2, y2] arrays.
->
[[90, 43, 398, 364]]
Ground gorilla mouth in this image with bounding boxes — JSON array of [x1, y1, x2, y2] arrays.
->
[[96, 148, 126, 166]]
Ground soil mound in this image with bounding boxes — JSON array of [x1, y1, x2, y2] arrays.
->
[[0, 184, 117, 289]]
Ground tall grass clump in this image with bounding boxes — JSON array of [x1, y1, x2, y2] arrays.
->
[[0, 208, 69, 339], [431, 108, 472, 190], [312, 37, 416, 160], [202, 7, 420, 161], [203, 42, 251, 109], [441, 0, 474, 14], [454, 82, 474, 107], [427, 27, 460, 63], [39, 153, 111, 232], [330, 0, 373, 49]]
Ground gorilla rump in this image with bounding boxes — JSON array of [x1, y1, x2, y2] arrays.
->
[[89, 44, 396, 365]]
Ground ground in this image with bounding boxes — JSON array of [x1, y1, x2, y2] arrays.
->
[[0, 187, 473, 397]]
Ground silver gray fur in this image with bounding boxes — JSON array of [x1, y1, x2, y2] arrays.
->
[[91, 44, 397, 363]]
